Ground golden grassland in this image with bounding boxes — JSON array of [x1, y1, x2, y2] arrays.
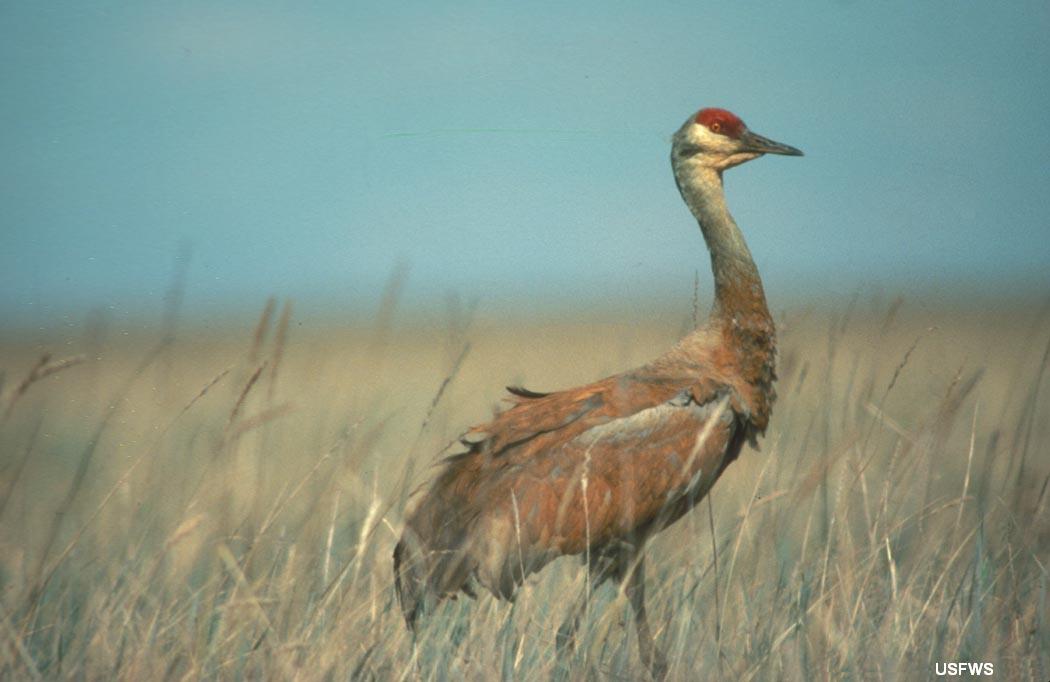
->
[[0, 298, 1048, 680]]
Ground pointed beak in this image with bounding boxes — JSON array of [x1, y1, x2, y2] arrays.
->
[[739, 129, 803, 156]]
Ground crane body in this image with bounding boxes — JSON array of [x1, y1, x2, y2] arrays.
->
[[394, 107, 802, 678]]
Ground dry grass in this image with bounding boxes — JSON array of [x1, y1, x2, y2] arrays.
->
[[0, 299, 1048, 680]]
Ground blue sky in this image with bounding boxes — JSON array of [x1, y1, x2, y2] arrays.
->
[[2, 1, 1048, 327]]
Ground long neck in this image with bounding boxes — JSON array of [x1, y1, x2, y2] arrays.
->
[[672, 157, 778, 432], [672, 163, 772, 329]]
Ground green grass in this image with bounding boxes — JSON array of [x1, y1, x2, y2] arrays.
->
[[0, 299, 1048, 680]]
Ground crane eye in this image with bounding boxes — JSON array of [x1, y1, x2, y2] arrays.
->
[[710, 122, 721, 133]]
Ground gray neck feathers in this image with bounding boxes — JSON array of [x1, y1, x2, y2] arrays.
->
[[671, 154, 765, 319]]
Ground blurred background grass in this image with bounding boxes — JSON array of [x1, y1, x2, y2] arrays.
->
[[1, 291, 1047, 680], [4, 2, 1050, 678]]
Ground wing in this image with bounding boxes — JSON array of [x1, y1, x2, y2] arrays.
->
[[464, 378, 748, 594], [406, 348, 753, 597], [456, 357, 749, 467], [489, 387, 744, 557]]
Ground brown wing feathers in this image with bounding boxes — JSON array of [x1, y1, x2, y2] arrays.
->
[[505, 385, 550, 399]]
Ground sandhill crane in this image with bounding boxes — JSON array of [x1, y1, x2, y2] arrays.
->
[[393, 107, 802, 678]]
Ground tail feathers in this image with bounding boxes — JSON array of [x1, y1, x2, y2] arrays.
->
[[395, 481, 483, 630], [394, 526, 481, 631], [393, 537, 423, 631]]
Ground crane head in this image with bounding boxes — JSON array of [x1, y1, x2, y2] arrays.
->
[[673, 107, 802, 172]]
